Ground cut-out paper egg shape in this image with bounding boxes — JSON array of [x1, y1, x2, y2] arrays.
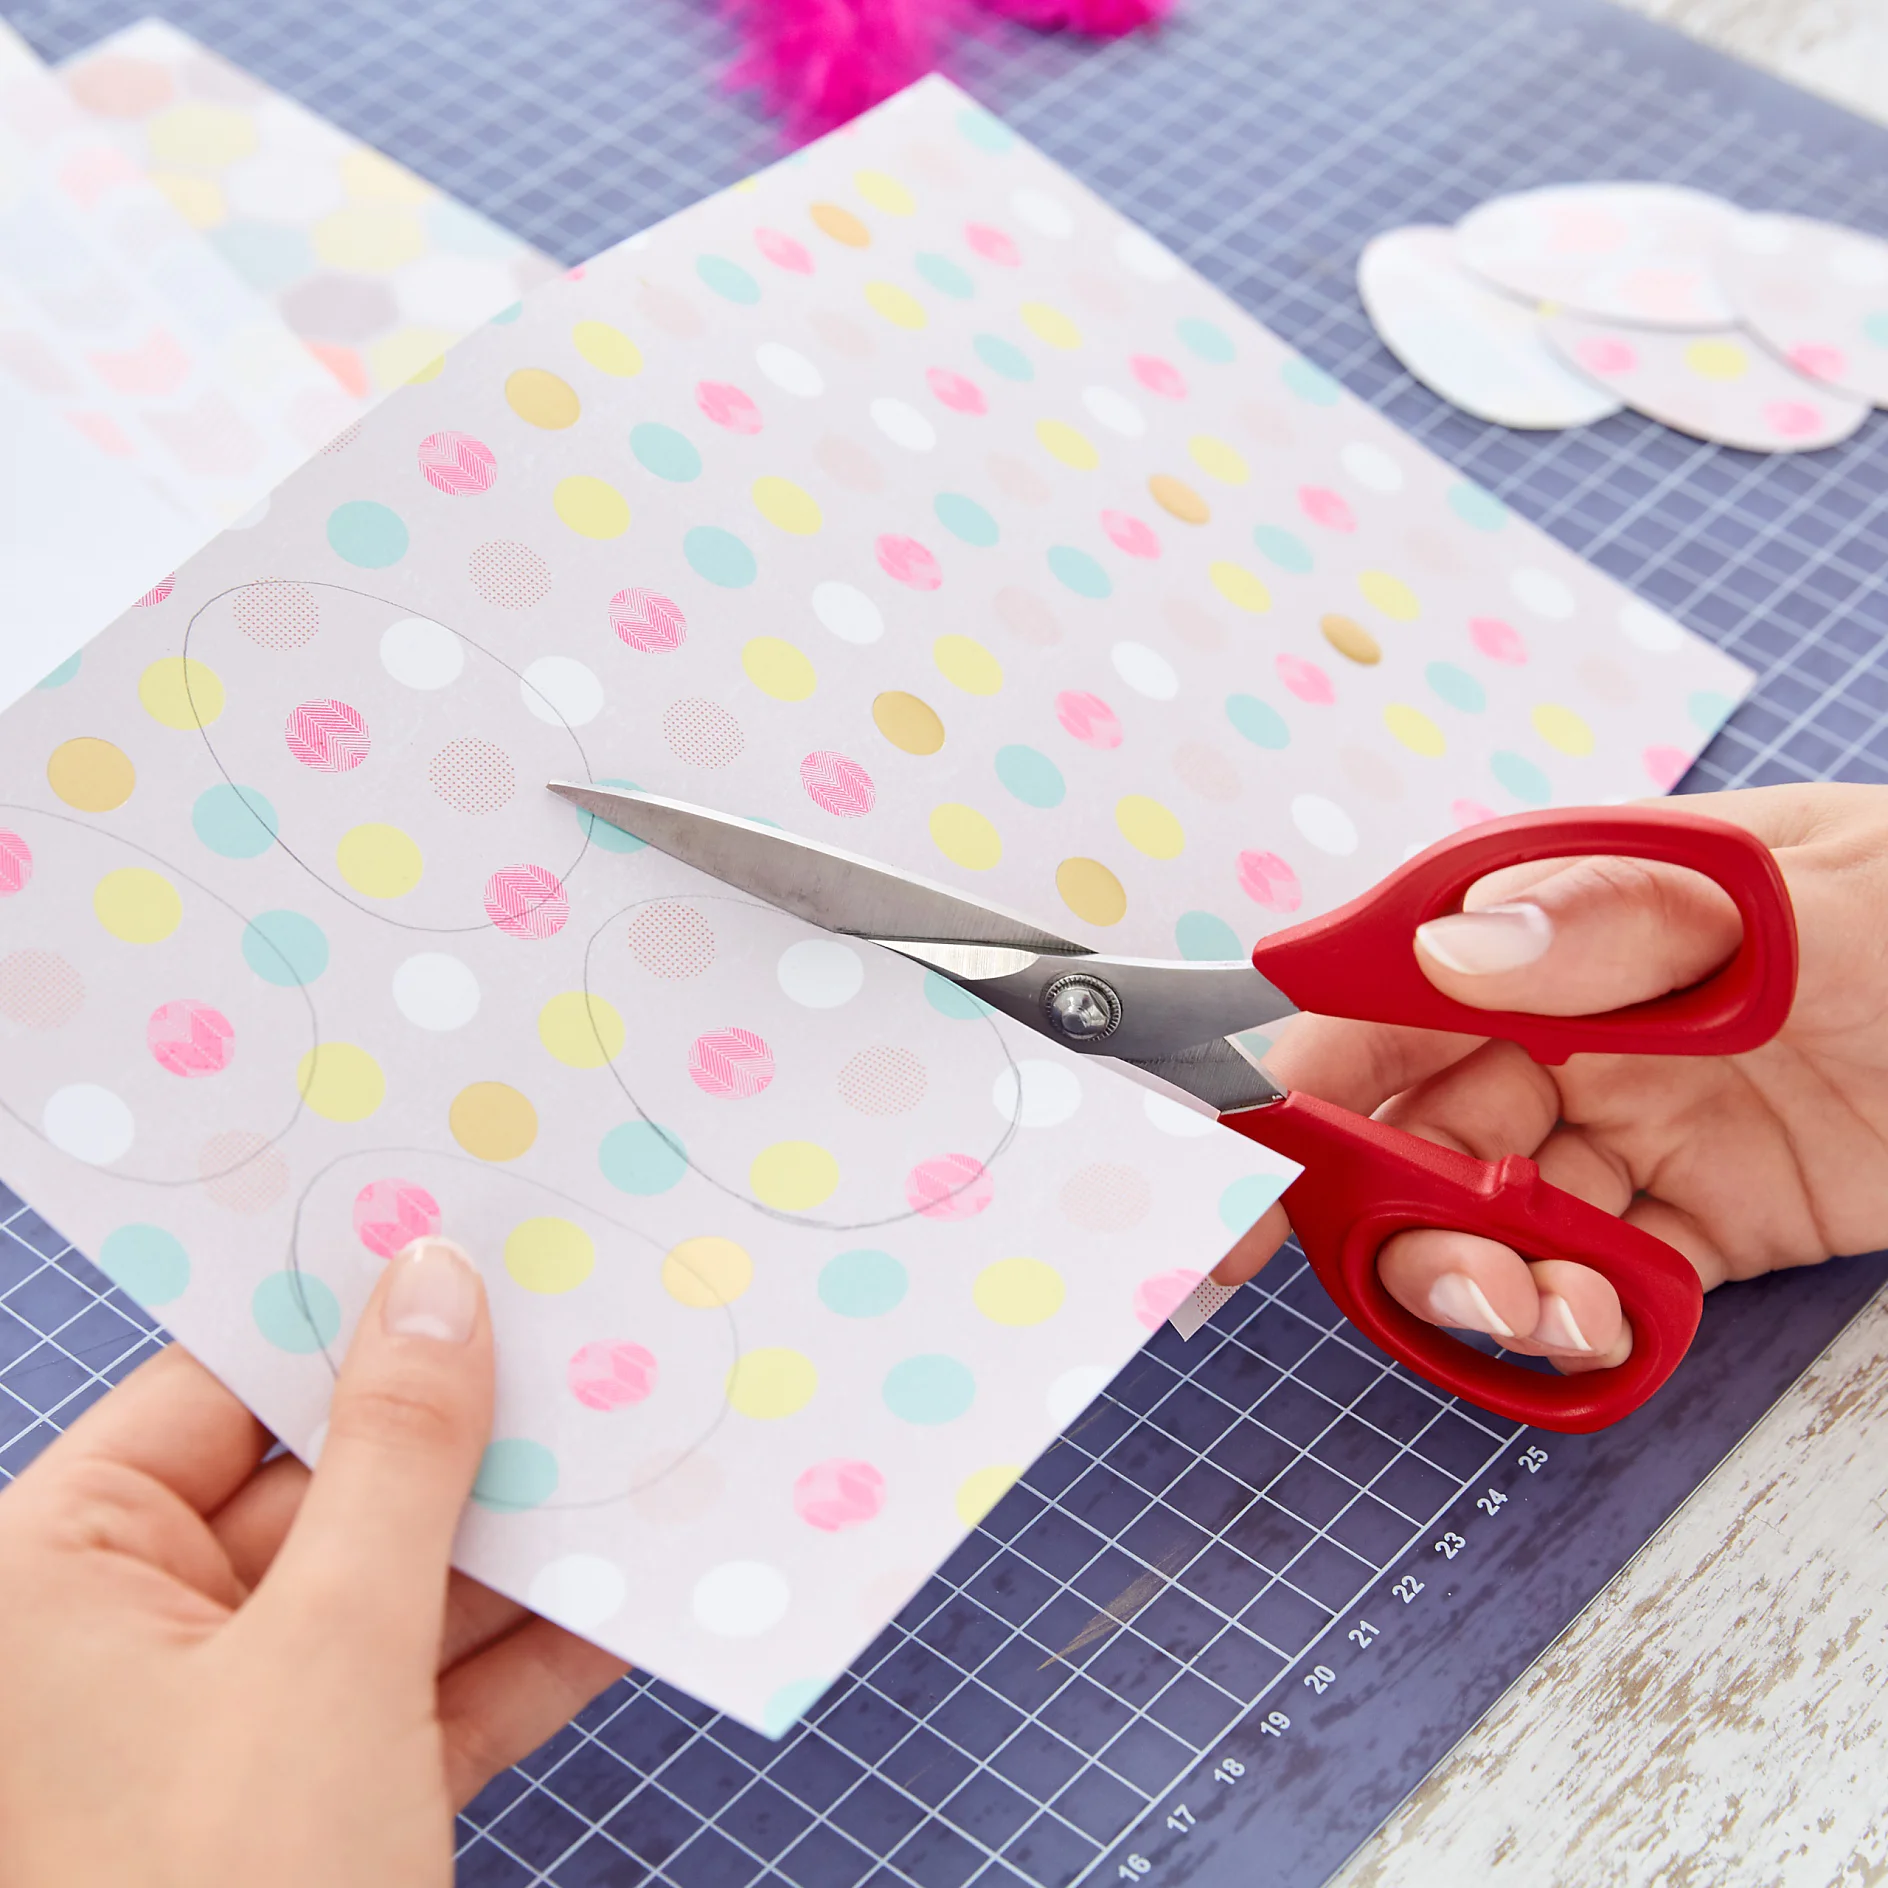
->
[[1357, 224, 1622, 428], [1457, 182, 1742, 328], [1540, 313, 1869, 452], [1716, 213, 1888, 408]]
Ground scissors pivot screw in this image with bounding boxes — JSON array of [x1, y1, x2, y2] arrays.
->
[[1043, 974, 1122, 1043]]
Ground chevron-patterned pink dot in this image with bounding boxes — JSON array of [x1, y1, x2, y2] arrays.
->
[[1236, 849, 1302, 913], [146, 999, 234, 1077], [285, 698, 369, 772], [135, 573, 175, 607], [905, 1153, 993, 1220], [965, 223, 1019, 267], [1055, 690, 1122, 750], [926, 368, 986, 415], [352, 1177, 442, 1259], [800, 751, 875, 817], [0, 830, 30, 896], [417, 430, 498, 495], [793, 1459, 885, 1531], [568, 1340, 658, 1410], [756, 227, 814, 274], [1133, 1268, 1203, 1330], [1102, 510, 1160, 559], [1275, 654, 1334, 706], [1130, 354, 1187, 399], [484, 863, 569, 939], [610, 586, 687, 653], [695, 381, 762, 433], [687, 1026, 774, 1098], [876, 534, 942, 591]]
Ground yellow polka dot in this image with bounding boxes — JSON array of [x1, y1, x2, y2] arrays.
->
[[1321, 615, 1381, 664], [1189, 434, 1250, 485], [864, 280, 927, 329], [1036, 419, 1098, 469], [1115, 795, 1185, 859], [369, 326, 452, 388], [146, 103, 256, 168], [933, 634, 1003, 696], [731, 175, 761, 196], [336, 823, 422, 899], [339, 145, 432, 204], [553, 475, 629, 539], [449, 1082, 537, 1161], [295, 1042, 385, 1123], [1384, 703, 1446, 757], [750, 1141, 839, 1211], [312, 204, 424, 272], [742, 636, 817, 702], [974, 1256, 1066, 1326], [505, 367, 581, 430], [572, 320, 642, 377], [854, 169, 915, 215], [138, 657, 223, 730], [726, 1347, 819, 1419], [752, 476, 822, 535], [956, 1464, 1023, 1528], [1358, 569, 1420, 621], [1533, 702, 1595, 756], [504, 1216, 595, 1294], [812, 201, 871, 247], [1021, 302, 1082, 350], [663, 1235, 753, 1308], [1210, 561, 1271, 614], [1150, 474, 1210, 524], [1056, 857, 1127, 927], [537, 992, 625, 1068], [151, 172, 225, 228], [930, 803, 1002, 871], [402, 353, 446, 386], [1684, 339, 1749, 381], [873, 691, 945, 755], [93, 868, 179, 943], [48, 737, 134, 812]]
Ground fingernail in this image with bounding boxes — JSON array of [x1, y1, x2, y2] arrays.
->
[[1415, 903, 1553, 976], [1426, 1271, 1515, 1339], [1533, 1292, 1594, 1353], [382, 1237, 479, 1345]]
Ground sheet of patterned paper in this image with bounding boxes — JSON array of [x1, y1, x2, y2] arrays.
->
[[0, 73, 1752, 1731], [62, 19, 561, 401]]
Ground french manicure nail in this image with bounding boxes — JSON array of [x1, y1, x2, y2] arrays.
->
[[1426, 1271, 1515, 1339], [383, 1236, 479, 1344], [1415, 902, 1554, 977], [1533, 1292, 1594, 1353]]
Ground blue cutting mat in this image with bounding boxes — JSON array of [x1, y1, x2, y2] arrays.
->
[[4, 0, 1888, 1883]]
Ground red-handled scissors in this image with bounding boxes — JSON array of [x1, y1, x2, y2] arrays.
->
[[551, 785, 1798, 1435]]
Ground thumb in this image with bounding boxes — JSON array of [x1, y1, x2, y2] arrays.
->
[[1411, 851, 1744, 1017], [259, 1237, 493, 1669]]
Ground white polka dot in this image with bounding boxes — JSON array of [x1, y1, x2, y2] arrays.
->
[[755, 341, 824, 397], [1730, 214, 1791, 256], [692, 1559, 791, 1637], [43, 1084, 133, 1165], [380, 616, 463, 690], [1142, 1089, 1218, 1137], [1831, 240, 1888, 287], [392, 952, 481, 1031], [1082, 385, 1145, 437], [870, 396, 935, 452], [529, 1554, 628, 1631], [1511, 567, 1577, 621], [1046, 1364, 1112, 1429], [1112, 641, 1179, 701], [1011, 187, 1074, 238], [811, 580, 883, 645], [1618, 599, 1683, 653], [991, 1059, 1083, 1128], [777, 938, 864, 1008], [229, 495, 270, 529], [1115, 227, 1180, 282], [1291, 793, 1358, 856], [1340, 442, 1404, 493], [522, 656, 604, 726]]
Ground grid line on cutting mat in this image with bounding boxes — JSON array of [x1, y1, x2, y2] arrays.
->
[[2, 0, 1887, 1880]]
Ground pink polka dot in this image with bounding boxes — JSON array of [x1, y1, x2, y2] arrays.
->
[[1101, 510, 1160, 559], [1298, 485, 1355, 533], [755, 227, 814, 274], [1469, 617, 1527, 664], [927, 366, 987, 415], [695, 380, 762, 433], [1788, 342, 1846, 384], [801, 750, 876, 816], [1134, 1268, 1203, 1330], [1276, 654, 1334, 705], [416, 430, 497, 495], [1055, 690, 1123, 749], [1575, 335, 1637, 375], [1131, 354, 1187, 399], [568, 1340, 658, 1410], [905, 1153, 993, 1220], [135, 574, 174, 607], [1237, 850, 1302, 912], [0, 830, 31, 896], [285, 698, 369, 772], [1643, 744, 1690, 790], [1450, 799, 1498, 830], [146, 999, 233, 1077], [352, 1177, 442, 1260], [689, 1026, 775, 1098], [483, 864, 568, 939], [965, 222, 1019, 266], [793, 1458, 886, 1531], [610, 586, 686, 652], [877, 534, 943, 590], [1764, 399, 1826, 439]]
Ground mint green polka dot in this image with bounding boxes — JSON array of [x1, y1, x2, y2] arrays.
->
[[1492, 749, 1551, 805], [489, 300, 523, 325], [1226, 694, 1289, 749], [98, 1224, 189, 1305], [1864, 312, 1888, 347], [577, 776, 646, 853], [35, 652, 80, 689], [1047, 545, 1111, 599], [974, 333, 1033, 381], [193, 783, 278, 859], [599, 1120, 687, 1194], [1688, 689, 1733, 733], [915, 253, 975, 298], [1448, 482, 1508, 531], [1219, 1174, 1280, 1236], [883, 1354, 975, 1424], [473, 1438, 559, 1512], [819, 1249, 907, 1318], [631, 423, 702, 482], [1252, 525, 1313, 573], [252, 1271, 341, 1353], [1176, 910, 1242, 960], [242, 910, 328, 986], [935, 492, 998, 546], [924, 970, 992, 1019], [1177, 317, 1235, 363], [995, 744, 1064, 808], [209, 221, 310, 292], [326, 500, 408, 568], [1281, 357, 1340, 405], [697, 255, 760, 304], [684, 525, 757, 588], [763, 1677, 832, 1737], [1426, 662, 1486, 714], [956, 107, 1014, 152]]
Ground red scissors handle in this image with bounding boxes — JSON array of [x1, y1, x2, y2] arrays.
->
[[1227, 1093, 1703, 1433], [1249, 805, 1798, 1065]]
